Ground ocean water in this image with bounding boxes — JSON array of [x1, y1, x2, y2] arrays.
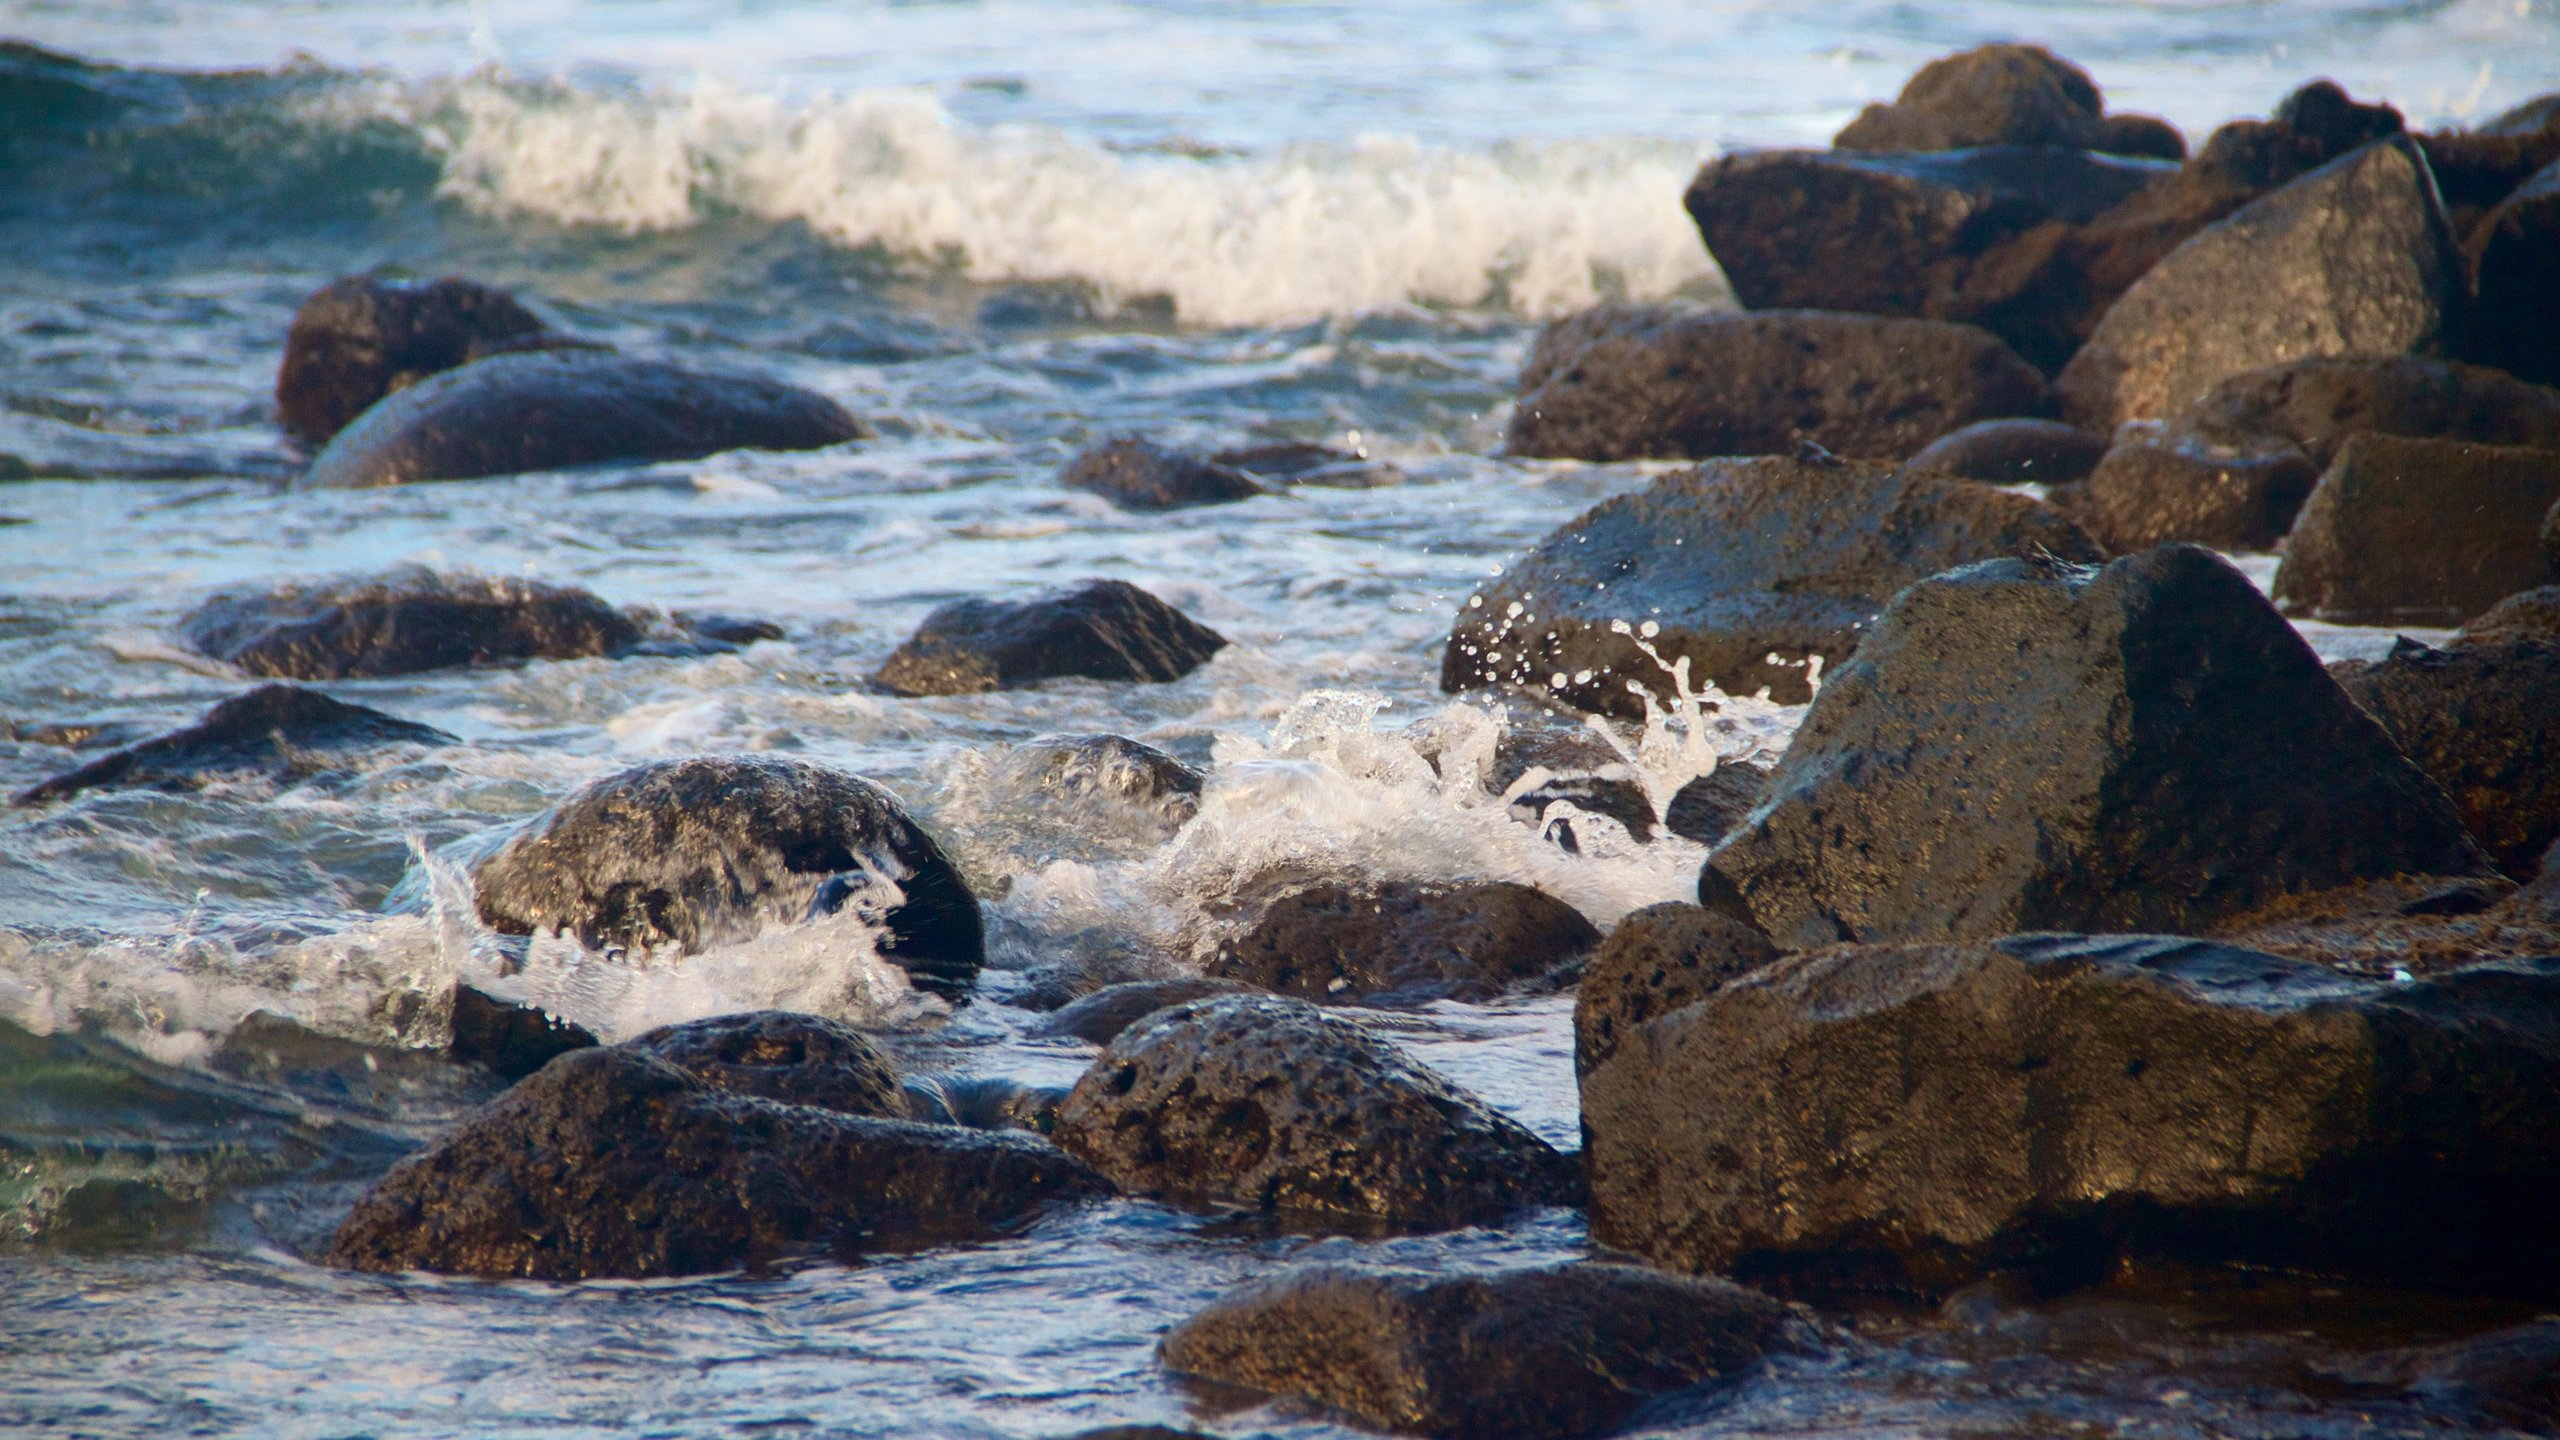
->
[[2, 3, 2555, 1436]]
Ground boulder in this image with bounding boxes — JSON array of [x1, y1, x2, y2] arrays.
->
[[299, 350, 862, 488], [2457, 586, 2560, 647], [325, 1045, 1107, 1279], [1508, 308, 2047, 462], [2179, 354, 2560, 466], [1160, 1262, 1798, 1440], [1029, 977, 1257, 1045], [1052, 995, 1578, 1229], [625, 1011, 905, 1118], [1704, 545, 2490, 950], [276, 273, 550, 446], [2096, 113, 2186, 162], [1581, 933, 2560, 1299], [2047, 422, 2319, 552], [2465, 160, 2560, 387], [1661, 763, 1773, 846], [2331, 637, 2560, 878], [1207, 880, 1599, 1004], [179, 568, 642, 679], [1574, 903, 1777, 1076], [1904, 418, 2109, 484], [446, 985, 598, 1080], [2056, 138, 2463, 429], [1833, 44, 2106, 153], [1439, 454, 2100, 715], [2272, 435, 2560, 626], [1014, 734, 1204, 816], [470, 755, 985, 1000], [1059, 436, 1264, 510], [11, 684, 452, 805], [872, 579, 1227, 697]]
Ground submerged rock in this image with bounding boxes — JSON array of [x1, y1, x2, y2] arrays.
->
[[470, 755, 985, 1001], [1439, 454, 2099, 714], [2049, 423, 2320, 552], [1705, 545, 2489, 950], [2331, 638, 2560, 879], [2272, 435, 2560, 627], [299, 350, 863, 488], [1208, 880, 1598, 1004], [446, 985, 598, 1080], [276, 273, 551, 446], [1904, 418, 2109, 484], [872, 580, 1227, 697], [1060, 436, 1264, 510], [12, 684, 453, 805], [179, 568, 643, 679], [1029, 977, 1255, 1046], [1833, 44, 2107, 153], [1161, 1262, 1799, 1440], [1014, 734, 1204, 815], [1052, 995, 1577, 1229], [626, 1011, 905, 1118], [2465, 160, 2560, 388], [325, 1045, 1107, 1279], [1574, 903, 1777, 1076], [898, 1074, 1068, 1134]]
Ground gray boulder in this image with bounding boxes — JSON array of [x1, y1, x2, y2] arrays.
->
[[872, 580, 1227, 697], [2272, 434, 2560, 626], [2179, 354, 2560, 466], [1029, 977, 1256, 1045]]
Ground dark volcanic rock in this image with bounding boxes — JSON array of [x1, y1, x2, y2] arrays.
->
[[446, 985, 597, 1080], [2048, 422, 2320, 552], [325, 1045, 1107, 1279], [2096, 112, 2187, 161], [1661, 763, 1773, 846], [1904, 418, 2109, 484], [626, 1011, 905, 1118], [2272, 435, 2560, 626], [897, 1074, 1067, 1134], [1015, 734, 1204, 814], [1833, 44, 2106, 153], [276, 273, 550, 446], [2180, 354, 2560, 466], [2331, 638, 2560, 879], [1509, 771, 1660, 851], [1439, 455, 2100, 714], [180, 568, 644, 679], [873, 580, 1227, 697], [299, 350, 863, 488], [1207, 880, 1599, 1004], [1581, 933, 2560, 1299], [1704, 545, 2490, 950], [470, 755, 985, 1000], [2458, 587, 2560, 647], [2056, 138, 2462, 430], [1029, 977, 1256, 1045], [1060, 436, 1264, 510], [1575, 903, 1777, 1076], [12, 684, 452, 805], [1161, 1262, 1798, 1440], [1052, 995, 1577, 1229], [2465, 160, 2560, 387], [1507, 308, 2048, 462]]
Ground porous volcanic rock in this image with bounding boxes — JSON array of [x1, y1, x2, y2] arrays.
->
[[2179, 354, 2560, 465], [276, 273, 550, 446], [11, 684, 452, 805], [626, 1011, 905, 1118], [873, 580, 1227, 696], [2047, 422, 2320, 552], [470, 755, 985, 1000], [1052, 994, 1578, 1229], [325, 1045, 1107, 1279], [2457, 587, 2560, 647], [1029, 977, 1257, 1045], [2272, 435, 2560, 626], [2465, 160, 2560, 388], [2331, 637, 2560, 879], [1160, 1262, 1799, 1440], [1439, 454, 2100, 714], [1574, 903, 1777, 1076], [299, 350, 862, 488], [1207, 880, 1598, 1004], [1581, 933, 2560, 1299], [1905, 418, 2110, 484], [1703, 545, 2490, 950], [1506, 309, 2047, 462], [1060, 436, 1264, 510], [1833, 44, 2106, 153], [179, 568, 643, 679]]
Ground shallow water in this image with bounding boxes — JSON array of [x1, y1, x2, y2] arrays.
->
[[2, 3, 2556, 1436]]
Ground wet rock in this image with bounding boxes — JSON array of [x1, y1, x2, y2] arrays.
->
[[2272, 435, 2560, 626], [2206, 873, 2560, 980], [2390, 1320, 2560, 1433], [2457, 586, 2560, 647], [1705, 545, 2490, 950], [873, 580, 1227, 697], [1661, 763, 1773, 847], [299, 349, 863, 488], [670, 611, 786, 647], [2096, 113, 2187, 161], [1059, 435, 1264, 510], [325, 1045, 1108, 1279], [2047, 422, 2320, 552], [2331, 638, 2560, 879], [1030, 977, 1256, 1045], [1208, 880, 1598, 1004], [1160, 1262, 1799, 1440], [1052, 994, 1578, 1229], [1574, 904, 1777, 1076], [899, 1075, 1067, 1134], [12, 683, 453, 805], [179, 567, 643, 679], [1440, 455, 2100, 715], [2056, 138, 2463, 429], [1015, 734, 1204, 815], [1833, 44, 2106, 153], [2179, 354, 2560, 466], [276, 273, 550, 446], [1509, 772, 1658, 852], [470, 755, 985, 1001], [1904, 418, 2109, 484], [1581, 933, 2560, 1300], [2465, 161, 2560, 388], [445, 985, 597, 1080], [1209, 441, 1389, 487], [1507, 308, 2047, 462], [626, 1011, 905, 1118]]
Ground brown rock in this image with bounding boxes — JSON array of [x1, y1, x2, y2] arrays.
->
[[276, 273, 549, 446], [2180, 354, 2560, 465], [1059, 436, 1263, 511], [1833, 44, 2105, 152], [873, 579, 1227, 696], [1905, 417, 2110, 485], [2457, 586, 2560, 647], [1574, 903, 1777, 1076], [1029, 977, 1258, 1045], [626, 1011, 905, 1118], [2048, 422, 2319, 552], [2273, 434, 2560, 626], [1661, 761, 1773, 846], [2332, 637, 2560, 878], [1209, 879, 1597, 1004], [2465, 160, 2560, 387], [2096, 112, 2186, 161]]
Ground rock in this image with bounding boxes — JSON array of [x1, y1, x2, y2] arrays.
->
[[2047, 422, 2320, 552], [872, 580, 1227, 697], [2179, 354, 2560, 466], [299, 350, 863, 488], [1581, 933, 2560, 1299], [1509, 772, 1659, 852], [2465, 161, 2560, 387], [1209, 441, 1386, 487], [1661, 763, 1772, 846], [1030, 977, 1256, 1045], [1904, 418, 2109, 484], [2389, 1320, 2560, 1434], [1160, 1262, 1798, 1440], [470, 755, 985, 1001], [1014, 734, 1204, 815], [2096, 113, 2186, 161], [1207, 880, 1599, 1004], [1704, 545, 2491, 950], [2272, 435, 2560, 626], [2457, 587, 2560, 647], [1059, 436, 1263, 510], [2486, 94, 2560, 138], [1833, 44, 2106, 153], [324, 1045, 1108, 1279], [179, 567, 644, 679], [1507, 309, 2047, 462], [2204, 873, 2560, 980], [11, 684, 453, 805], [1439, 454, 2100, 715], [1052, 995, 1577, 1229], [2331, 638, 2560, 878], [898, 1075, 1067, 1134], [625, 1011, 905, 1118], [276, 273, 550, 446], [1575, 904, 1777, 1076], [445, 985, 598, 1080], [2056, 138, 2463, 429]]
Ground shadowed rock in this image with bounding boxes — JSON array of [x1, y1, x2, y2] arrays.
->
[[276, 273, 550, 446], [1060, 436, 1264, 510], [2179, 355, 2560, 467], [446, 985, 597, 1080], [2382, 1319, 2560, 1433], [1208, 880, 1598, 1004], [12, 684, 452, 805], [1905, 418, 2109, 484], [2048, 422, 2320, 552], [627, 1011, 905, 1118], [1030, 977, 1256, 1045], [2458, 587, 2560, 648], [2466, 160, 2560, 388], [873, 580, 1227, 696], [1662, 763, 1773, 846], [2273, 435, 2560, 627], [2332, 637, 2560, 879], [2096, 113, 2187, 161], [179, 568, 643, 679], [1834, 44, 2106, 153], [1575, 903, 1777, 1076]]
